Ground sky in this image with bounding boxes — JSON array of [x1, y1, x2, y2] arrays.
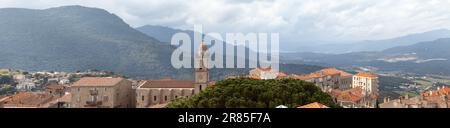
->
[[1, 0, 450, 44]]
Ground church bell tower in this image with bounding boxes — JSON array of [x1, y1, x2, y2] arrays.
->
[[194, 42, 209, 94]]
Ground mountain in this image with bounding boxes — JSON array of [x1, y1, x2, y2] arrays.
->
[[293, 29, 450, 54], [282, 38, 450, 75], [355, 29, 450, 52], [0, 6, 192, 80], [0, 6, 323, 80], [383, 38, 450, 58], [137, 25, 325, 76], [137, 25, 192, 43]]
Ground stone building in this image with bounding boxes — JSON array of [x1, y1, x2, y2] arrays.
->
[[249, 67, 279, 80], [45, 85, 68, 96], [380, 87, 450, 108], [70, 77, 133, 108], [330, 87, 378, 108], [135, 42, 210, 108], [288, 68, 353, 92], [135, 79, 195, 108]]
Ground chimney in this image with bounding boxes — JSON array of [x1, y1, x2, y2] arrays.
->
[[383, 97, 387, 103], [429, 91, 433, 96]]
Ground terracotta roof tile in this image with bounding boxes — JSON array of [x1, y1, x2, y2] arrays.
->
[[72, 77, 125, 87], [139, 79, 194, 88], [336, 87, 365, 102], [355, 72, 378, 78], [277, 72, 287, 78], [421, 87, 450, 97], [46, 85, 68, 90], [2, 92, 58, 107], [298, 102, 329, 108]]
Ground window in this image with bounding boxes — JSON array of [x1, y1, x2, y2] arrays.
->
[[91, 96, 97, 101], [175, 96, 178, 99], [103, 96, 109, 102], [199, 85, 203, 91], [141, 95, 145, 101], [164, 96, 168, 101], [77, 88, 80, 92], [153, 96, 157, 101]]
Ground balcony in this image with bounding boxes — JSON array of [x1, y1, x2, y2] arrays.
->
[[85, 101, 103, 107]]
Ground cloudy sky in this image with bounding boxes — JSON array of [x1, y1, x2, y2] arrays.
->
[[1, 0, 450, 44]]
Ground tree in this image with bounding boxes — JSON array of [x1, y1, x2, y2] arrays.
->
[[167, 78, 340, 108]]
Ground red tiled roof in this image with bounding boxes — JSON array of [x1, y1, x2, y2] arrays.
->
[[2, 92, 58, 107], [72, 77, 125, 87], [255, 66, 273, 71], [330, 89, 343, 97], [298, 102, 329, 108], [320, 68, 353, 77], [355, 72, 378, 78], [320, 68, 340, 75], [0, 96, 8, 101], [46, 85, 68, 90], [288, 74, 315, 80], [421, 87, 450, 97], [309, 72, 325, 78], [336, 87, 365, 102], [139, 79, 194, 88], [277, 72, 287, 78], [440, 87, 450, 93]]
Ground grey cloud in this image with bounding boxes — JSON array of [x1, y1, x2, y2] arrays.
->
[[0, 0, 449, 44]]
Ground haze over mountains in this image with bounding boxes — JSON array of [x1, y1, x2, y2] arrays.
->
[[0, 6, 323, 80], [1, 5, 450, 80], [282, 38, 450, 75], [289, 29, 450, 54], [0, 6, 192, 79]]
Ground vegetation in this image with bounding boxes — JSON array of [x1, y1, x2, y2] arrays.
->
[[0, 75, 14, 85], [167, 78, 340, 108], [378, 76, 412, 100], [0, 85, 15, 95]]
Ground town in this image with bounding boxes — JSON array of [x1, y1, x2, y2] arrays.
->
[[1, 44, 449, 108]]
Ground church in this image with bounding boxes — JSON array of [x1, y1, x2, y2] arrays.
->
[[135, 43, 211, 108]]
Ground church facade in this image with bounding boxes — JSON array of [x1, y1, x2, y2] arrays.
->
[[135, 43, 210, 108]]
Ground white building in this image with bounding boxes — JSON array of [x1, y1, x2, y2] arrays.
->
[[352, 72, 379, 95], [16, 79, 36, 91], [249, 67, 278, 80], [59, 78, 70, 85]]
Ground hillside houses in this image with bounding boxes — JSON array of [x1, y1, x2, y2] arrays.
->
[[380, 86, 450, 108], [235, 67, 380, 108]]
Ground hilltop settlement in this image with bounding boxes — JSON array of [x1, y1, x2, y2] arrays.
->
[[1, 44, 449, 108]]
